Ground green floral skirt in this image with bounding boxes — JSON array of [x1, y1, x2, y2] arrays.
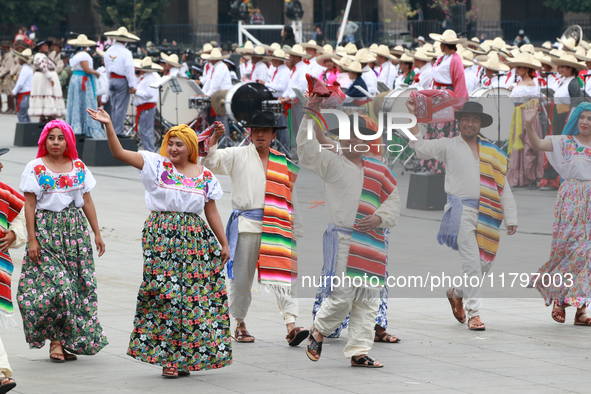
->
[[17, 204, 108, 354], [127, 211, 232, 371]]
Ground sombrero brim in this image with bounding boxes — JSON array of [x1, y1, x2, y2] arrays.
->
[[479, 62, 510, 72], [317, 53, 339, 62], [429, 33, 464, 45], [67, 39, 97, 47], [575, 53, 591, 62], [201, 54, 231, 60], [455, 111, 493, 128], [341, 65, 368, 73], [283, 48, 312, 58], [557, 38, 577, 52], [467, 46, 488, 55], [534, 47, 552, 53], [243, 123, 287, 130], [552, 58, 587, 70], [14, 52, 31, 63], [235, 47, 254, 55], [507, 60, 542, 70], [462, 60, 474, 67], [371, 50, 396, 60], [300, 43, 324, 51], [104, 30, 140, 42]]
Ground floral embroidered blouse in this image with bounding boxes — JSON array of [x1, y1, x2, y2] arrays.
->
[[139, 152, 223, 214], [546, 135, 591, 181], [20, 158, 96, 211]]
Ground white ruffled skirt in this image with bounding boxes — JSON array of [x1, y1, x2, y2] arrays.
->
[[28, 71, 66, 117]]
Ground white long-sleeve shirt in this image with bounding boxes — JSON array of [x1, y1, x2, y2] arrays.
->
[[133, 72, 159, 106], [103, 41, 136, 88], [414, 63, 433, 90], [377, 61, 397, 90], [307, 57, 326, 79], [250, 60, 268, 82], [266, 63, 290, 97], [204, 61, 232, 97], [361, 65, 378, 96], [12, 63, 33, 95], [409, 134, 518, 226], [202, 143, 303, 236], [282, 60, 309, 100], [464, 67, 479, 94]]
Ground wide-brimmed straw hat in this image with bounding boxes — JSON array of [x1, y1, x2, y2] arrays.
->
[[235, 41, 254, 55], [300, 39, 324, 51], [334, 55, 353, 69], [397, 53, 414, 63], [552, 53, 586, 71], [198, 43, 213, 55], [354, 48, 376, 63], [134, 56, 164, 72], [14, 48, 32, 63], [344, 42, 358, 55], [534, 52, 556, 71], [261, 42, 281, 52], [317, 45, 339, 62], [284, 44, 312, 58], [160, 52, 182, 67], [491, 37, 506, 51], [341, 60, 368, 73], [264, 48, 289, 62], [548, 48, 565, 58], [479, 54, 510, 72], [455, 101, 493, 128], [520, 44, 535, 54], [104, 27, 140, 42], [390, 45, 405, 56], [67, 34, 97, 47], [557, 36, 578, 52], [535, 41, 553, 53], [581, 40, 590, 50], [201, 48, 231, 61], [429, 29, 465, 45], [410, 48, 433, 62], [371, 44, 396, 60], [251, 46, 266, 57], [461, 51, 474, 67], [574, 47, 591, 62], [507, 52, 542, 70]]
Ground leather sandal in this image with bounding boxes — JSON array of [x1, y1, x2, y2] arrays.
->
[[233, 328, 255, 343], [0, 377, 16, 394], [162, 367, 179, 378], [446, 288, 466, 324], [551, 302, 566, 323], [63, 349, 78, 361], [49, 341, 65, 363], [574, 312, 591, 326], [286, 327, 309, 347], [374, 331, 400, 343], [306, 327, 323, 362], [467, 316, 486, 331], [351, 355, 384, 368]]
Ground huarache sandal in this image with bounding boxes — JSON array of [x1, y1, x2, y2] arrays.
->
[[467, 316, 486, 331], [286, 327, 310, 347], [178, 371, 191, 377], [552, 302, 566, 323], [374, 331, 400, 343], [233, 328, 255, 343], [351, 355, 384, 368], [306, 327, 323, 362], [49, 341, 65, 363], [574, 312, 591, 326], [63, 349, 78, 361], [446, 288, 466, 324], [162, 367, 179, 378], [0, 377, 16, 394]]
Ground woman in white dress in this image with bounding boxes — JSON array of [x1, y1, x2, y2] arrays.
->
[[506, 53, 543, 187], [28, 39, 66, 121]]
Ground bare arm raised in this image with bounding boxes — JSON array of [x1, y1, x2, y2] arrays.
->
[[523, 99, 553, 152]]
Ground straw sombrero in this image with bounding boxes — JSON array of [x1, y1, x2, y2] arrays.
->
[[104, 27, 140, 42], [160, 52, 182, 68], [251, 46, 266, 57], [317, 45, 339, 62], [479, 54, 510, 72], [341, 60, 368, 73], [534, 52, 556, 71], [574, 47, 591, 62], [557, 36, 578, 52], [236, 41, 254, 55], [552, 53, 586, 71], [461, 51, 475, 67], [344, 42, 358, 55], [264, 48, 289, 62], [67, 34, 97, 47], [354, 48, 377, 63], [397, 52, 414, 63], [429, 29, 464, 45], [371, 44, 396, 60], [14, 48, 32, 63], [390, 45, 405, 56], [410, 48, 433, 62], [519, 44, 535, 54], [334, 56, 353, 69], [300, 39, 324, 51], [535, 41, 553, 53], [507, 52, 542, 70], [201, 48, 231, 61], [284, 44, 312, 58], [134, 57, 164, 72], [198, 43, 213, 55]]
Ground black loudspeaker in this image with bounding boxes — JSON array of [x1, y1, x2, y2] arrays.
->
[[82, 138, 137, 166], [14, 123, 44, 146], [406, 173, 447, 211], [75, 135, 86, 159]]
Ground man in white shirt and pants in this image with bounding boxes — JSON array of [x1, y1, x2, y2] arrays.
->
[[249, 46, 268, 82], [410, 49, 434, 90], [103, 27, 140, 136], [133, 57, 162, 152], [12, 48, 33, 123], [301, 40, 326, 78], [354, 49, 378, 96], [202, 48, 233, 138], [371, 45, 397, 90], [260, 48, 290, 155]]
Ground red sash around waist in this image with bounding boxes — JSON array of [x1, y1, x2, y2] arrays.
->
[[135, 102, 156, 132], [17, 91, 30, 111], [111, 73, 126, 79]]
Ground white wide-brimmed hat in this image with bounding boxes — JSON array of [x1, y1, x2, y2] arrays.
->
[[575, 47, 591, 62], [14, 48, 32, 63], [251, 46, 266, 57], [410, 48, 433, 62], [520, 44, 535, 54], [160, 52, 182, 68], [300, 39, 324, 51], [317, 45, 339, 62], [341, 60, 368, 73], [461, 51, 474, 67], [491, 37, 506, 51], [534, 51, 557, 71], [354, 48, 377, 63], [284, 44, 312, 58], [390, 45, 405, 56], [235, 41, 255, 55], [507, 52, 542, 70], [535, 41, 553, 53], [104, 27, 140, 42], [429, 29, 464, 45], [198, 43, 213, 55], [479, 54, 511, 72], [134, 56, 164, 72], [557, 36, 578, 52], [344, 42, 358, 55], [334, 55, 353, 69], [67, 34, 97, 47], [397, 53, 414, 63], [552, 53, 586, 71], [264, 48, 289, 62], [201, 48, 231, 61], [261, 42, 281, 52], [371, 44, 396, 60]]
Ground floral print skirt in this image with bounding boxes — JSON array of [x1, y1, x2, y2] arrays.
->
[[17, 205, 108, 354], [127, 211, 232, 372], [531, 179, 591, 308], [419, 120, 460, 173]]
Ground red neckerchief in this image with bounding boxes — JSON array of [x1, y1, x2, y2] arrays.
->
[[290, 65, 296, 77], [272, 68, 278, 81], [303, 59, 310, 65], [414, 73, 420, 83], [205, 63, 210, 73], [505, 70, 512, 84], [435, 55, 445, 66]]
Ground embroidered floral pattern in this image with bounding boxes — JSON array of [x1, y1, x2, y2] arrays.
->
[[562, 136, 591, 160], [158, 161, 214, 196], [34, 160, 87, 192]]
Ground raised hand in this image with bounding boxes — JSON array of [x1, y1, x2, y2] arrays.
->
[[86, 108, 112, 125], [522, 99, 538, 127], [406, 96, 416, 115]]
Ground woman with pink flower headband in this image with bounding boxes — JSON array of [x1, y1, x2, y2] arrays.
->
[[18, 119, 108, 363]]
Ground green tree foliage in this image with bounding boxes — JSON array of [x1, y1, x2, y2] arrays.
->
[[0, 0, 72, 25], [96, 0, 171, 34], [543, 0, 591, 13]]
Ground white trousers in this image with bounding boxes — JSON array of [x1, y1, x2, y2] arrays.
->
[[0, 336, 12, 378], [314, 235, 380, 358], [454, 209, 487, 320], [228, 232, 298, 328]]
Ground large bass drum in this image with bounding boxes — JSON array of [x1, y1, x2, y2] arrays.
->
[[380, 87, 417, 113], [224, 82, 275, 124], [159, 77, 198, 125], [470, 87, 512, 141]]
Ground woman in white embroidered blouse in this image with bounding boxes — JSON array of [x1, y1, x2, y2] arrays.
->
[[19, 120, 108, 363], [523, 100, 591, 326], [87, 108, 232, 378]]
